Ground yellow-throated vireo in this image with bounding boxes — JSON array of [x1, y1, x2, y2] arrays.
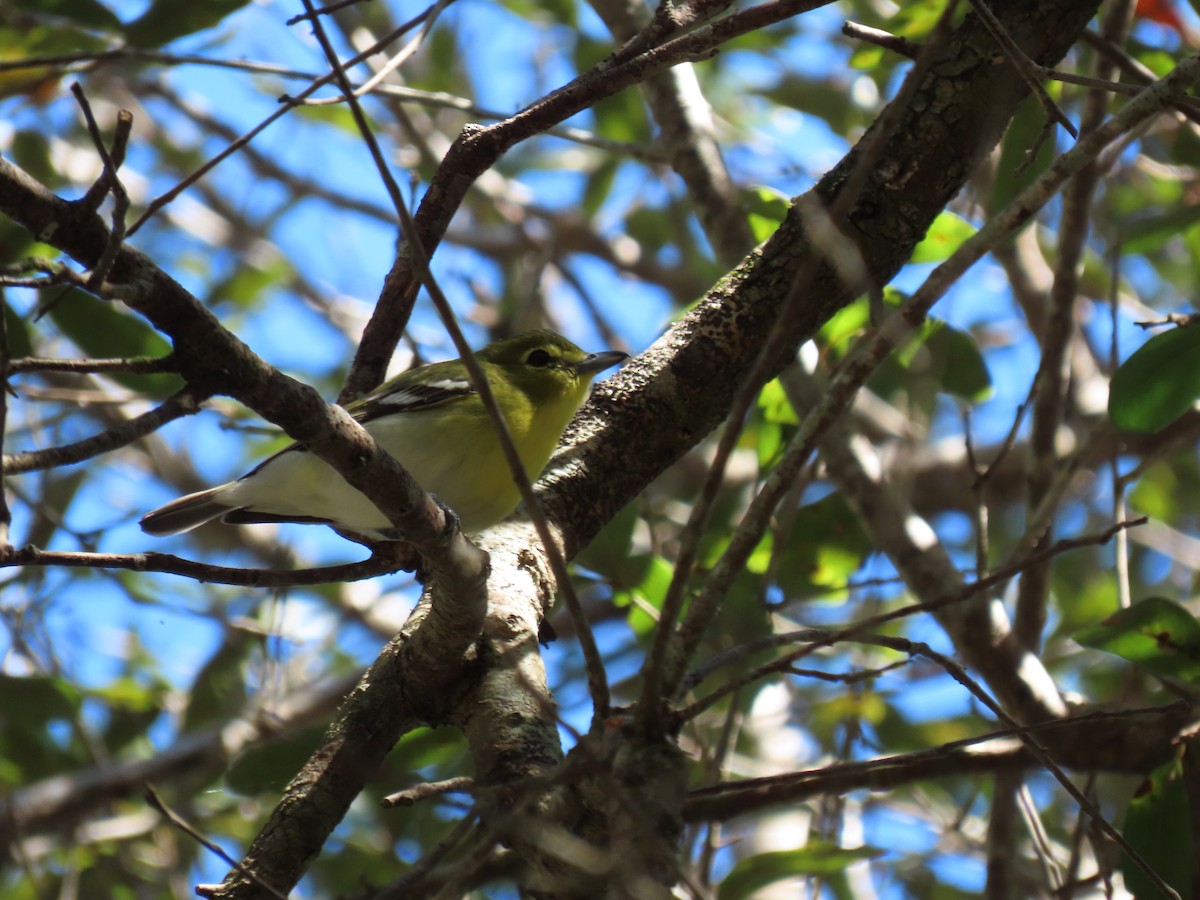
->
[[139, 330, 627, 540]]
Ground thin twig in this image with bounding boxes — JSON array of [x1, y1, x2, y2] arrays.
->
[[846, 19, 1200, 116], [690, 628, 1176, 897], [382, 776, 476, 808], [308, 0, 454, 105], [125, 7, 442, 236], [3, 389, 204, 474], [961, 407, 989, 576], [1134, 311, 1200, 329], [146, 785, 289, 900], [969, 0, 1077, 137], [1082, 27, 1200, 127], [69, 84, 132, 290], [286, 0, 372, 24], [7, 354, 176, 376], [380, 804, 488, 897], [840, 21, 921, 58], [0, 542, 418, 587], [676, 517, 1147, 702], [1110, 240, 1132, 609], [0, 46, 659, 161], [901, 639, 1177, 900]]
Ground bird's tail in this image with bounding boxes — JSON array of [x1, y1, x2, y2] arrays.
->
[[139, 486, 231, 536]]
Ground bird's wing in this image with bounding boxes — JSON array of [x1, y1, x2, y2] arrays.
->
[[236, 373, 478, 482], [350, 376, 476, 423]]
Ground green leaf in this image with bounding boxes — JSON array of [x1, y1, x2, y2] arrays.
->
[[1122, 758, 1192, 900], [181, 631, 262, 733], [390, 725, 469, 771], [208, 257, 293, 310], [589, 83, 649, 144], [818, 296, 872, 358], [1108, 323, 1200, 432], [1123, 205, 1200, 256], [581, 157, 619, 220], [225, 725, 326, 796], [923, 321, 992, 401], [25, 468, 87, 548], [758, 378, 800, 426], [719, 845, 883, 899], [1074, 596, 1200, 684], [1133, 44, 1180, 78], [4, 300, 33, 358], [892, 0, 967, 38], [755, 74, 871, 139], [95, 676, 168, 753], [612, 554, 674, 636], [743, 185, 790, 244], [881, 316, 991, 404], [574, 501, 638, 577], [0, 674, 81, 725], [10, 130, 57, 186], [773, 494, 873, 596], [625, 207, 670, 255], [0, 219, 36, 266], [992, 96, 1058, 214], [45, 288, 181, 396], [123, 0, 252, 47], [11, 0, 122, 30], [910, 211, 976, 263]]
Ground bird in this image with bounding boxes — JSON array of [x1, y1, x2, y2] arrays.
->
[[139, 330, 628, 540]]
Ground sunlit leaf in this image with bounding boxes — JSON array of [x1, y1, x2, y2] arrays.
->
[[909, 211, 976, 263], [758, 378, 799, 426], [818, 297, 871, 358], [611, 554, 674, 636], [719, 845, 883, 899], [743, 185, 790, 244], [774, 494, 873, 596]]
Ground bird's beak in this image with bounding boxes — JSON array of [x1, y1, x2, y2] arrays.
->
[[576, 349, 629, 376]]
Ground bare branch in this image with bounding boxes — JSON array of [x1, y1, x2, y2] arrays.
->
[[0, 541, 418, 586], [3, 389, 205, 474]]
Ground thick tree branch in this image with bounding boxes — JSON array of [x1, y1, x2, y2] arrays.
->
[[543, 1, 1113, 556], [683, 703, 1187, 823]]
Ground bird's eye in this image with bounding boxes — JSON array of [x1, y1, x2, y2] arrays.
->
[[526, 348, 553, 367]]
